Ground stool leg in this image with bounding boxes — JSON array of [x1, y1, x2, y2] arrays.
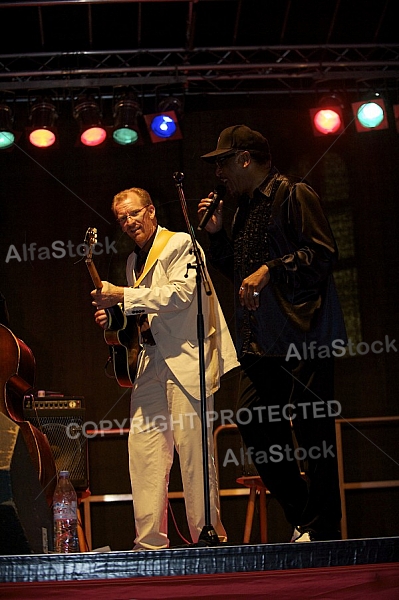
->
[[77, 500, 89, 552], [243, 487, 256, 543], [77, 519, 86, 552], [259, 489, 267, 544]]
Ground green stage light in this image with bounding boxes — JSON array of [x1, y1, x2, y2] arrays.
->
[[113, 96, 140, 146], [113, 127, 138, 145], [0, 104, 15, 149], [352, 98, 388, 132]]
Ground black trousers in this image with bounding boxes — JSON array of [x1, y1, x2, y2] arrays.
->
[[236, 354, 342, 540]]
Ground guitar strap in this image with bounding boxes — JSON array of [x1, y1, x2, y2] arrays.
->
[[133, 229, 176, 288], [104, 230, 176, 386]]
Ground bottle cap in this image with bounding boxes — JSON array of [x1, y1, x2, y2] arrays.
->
[[59, 470, 69, 477]]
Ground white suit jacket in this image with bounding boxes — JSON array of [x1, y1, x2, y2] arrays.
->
[[123, 227, 239, 400]]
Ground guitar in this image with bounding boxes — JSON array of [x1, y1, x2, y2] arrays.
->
[[0, 324, 57, 507], [84, 227, 139, 388]]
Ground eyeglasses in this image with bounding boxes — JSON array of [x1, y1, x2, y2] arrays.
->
[[116, 203, 151, 225], [215, 152, 238, 169]]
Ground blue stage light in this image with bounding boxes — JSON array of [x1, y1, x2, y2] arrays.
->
[[150, 114, 177, 139], [144, 97, 183, 144]]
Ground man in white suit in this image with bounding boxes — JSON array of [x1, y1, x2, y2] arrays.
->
[[92, 187, 238, 551]]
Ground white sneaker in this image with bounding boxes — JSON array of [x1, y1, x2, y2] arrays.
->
[[290, 527, 302, 544], [294, 531, 312, 542], [290, 527, 313, 542], [290, 527, 302, 542]]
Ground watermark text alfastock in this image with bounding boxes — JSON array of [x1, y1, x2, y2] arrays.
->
[[5, 238, 117, 263], [286, 336, 397, 360], [222, 441, 336, 468]]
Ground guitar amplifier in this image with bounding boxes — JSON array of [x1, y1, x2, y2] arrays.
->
[[23, 396, 88, 491]]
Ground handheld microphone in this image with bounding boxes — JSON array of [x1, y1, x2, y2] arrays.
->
[[197, 184, 227, 231]]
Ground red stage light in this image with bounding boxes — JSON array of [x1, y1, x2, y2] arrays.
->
[[314, 109, 342, 134], [80, 126, 107, 147], [74, 96, 107, 147], [394, 105, 399, 134], [29, 128, 56, 148], [28, 99, 57, 148], [310, 107, 344, 136]]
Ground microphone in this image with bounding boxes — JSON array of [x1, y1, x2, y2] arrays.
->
[[197, 184, 226, 231], [173, 171, 184, 184]]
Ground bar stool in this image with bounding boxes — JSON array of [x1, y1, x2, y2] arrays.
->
[[236, 475, 270, 543]]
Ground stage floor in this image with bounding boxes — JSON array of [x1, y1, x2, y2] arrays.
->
[[1, 535, 399, 581], [1, 537, 399, 599]]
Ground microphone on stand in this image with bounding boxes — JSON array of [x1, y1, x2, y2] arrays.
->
[[197, 184, 227, 231], [173, 171, 184, 184]]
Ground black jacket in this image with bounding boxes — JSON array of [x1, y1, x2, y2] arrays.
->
[[208, 167, 347, 359]]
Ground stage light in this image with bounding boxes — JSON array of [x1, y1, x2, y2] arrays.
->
[[351, 97, 388, 132], [312, 108, 342, 135], [74, 96, 107, 147], [144, 97, 183, 143], [0, 104, 15, 149], [28, 100, 57, 148], [309, 95, 345, 136], [113, 95, 141, 145], [394, 105, 399, 134]]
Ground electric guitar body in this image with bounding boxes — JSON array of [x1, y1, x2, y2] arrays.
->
[[103, 304, 139, 388], [84, 228, 139, 388]]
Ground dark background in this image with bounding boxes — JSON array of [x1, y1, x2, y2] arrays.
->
[[1, 95, 399, 549], [1, 0, 398, 549]]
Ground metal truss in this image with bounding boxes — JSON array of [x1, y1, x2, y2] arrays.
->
[[1, 44, 399, 96]]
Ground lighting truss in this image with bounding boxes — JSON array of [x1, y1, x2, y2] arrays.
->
[[1, 45, 399, 96]]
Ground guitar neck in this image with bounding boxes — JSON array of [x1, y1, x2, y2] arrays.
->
[[86, 259, 102, 290]]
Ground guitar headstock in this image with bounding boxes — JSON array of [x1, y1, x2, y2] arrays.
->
[[84, 227, 97, 261]]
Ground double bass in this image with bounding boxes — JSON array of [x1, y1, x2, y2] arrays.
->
[[0, 324, 56, 507]]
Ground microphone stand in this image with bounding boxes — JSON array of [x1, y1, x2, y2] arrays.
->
[[173, 171, 219, 547]]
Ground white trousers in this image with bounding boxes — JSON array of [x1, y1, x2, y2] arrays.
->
[[128, 344, 226, 550]]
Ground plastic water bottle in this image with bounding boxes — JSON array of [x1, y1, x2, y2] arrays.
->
[[53, 470, 79, 553]]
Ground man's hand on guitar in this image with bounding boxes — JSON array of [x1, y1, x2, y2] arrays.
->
[[94, 309, 109, 329], [91, 281, 125, 309]]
